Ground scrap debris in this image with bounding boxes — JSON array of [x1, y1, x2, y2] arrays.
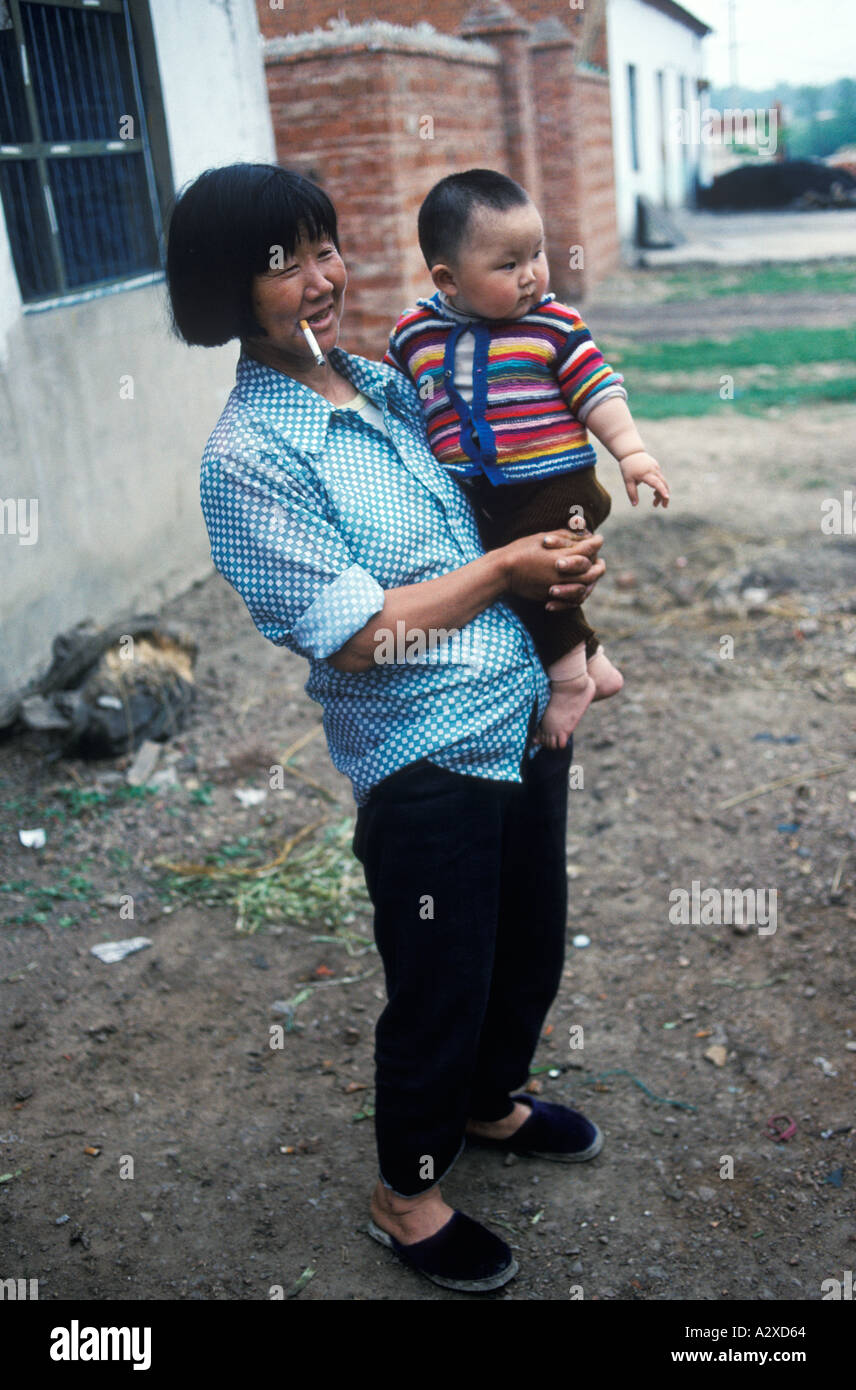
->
[[90, 937, 152, 964], [0, 615, 196, 756], [766, 1115, 797, 1143]]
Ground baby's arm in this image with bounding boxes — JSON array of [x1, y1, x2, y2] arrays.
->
[[584, 396, 670, 508], [552, 304, 670, 508]]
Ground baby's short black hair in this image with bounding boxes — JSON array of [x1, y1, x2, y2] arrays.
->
[[417, 168, 530, 271], [166, 163, 339, 346]]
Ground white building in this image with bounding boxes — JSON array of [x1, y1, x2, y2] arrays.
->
[[606, 0, 712, 246], [0, 0, 274, 700]]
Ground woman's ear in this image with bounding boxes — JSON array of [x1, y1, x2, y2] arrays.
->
[[430, 262, 458, 297]]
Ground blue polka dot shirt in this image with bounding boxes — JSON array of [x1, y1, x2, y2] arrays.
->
[[200, 347, 551, 805]]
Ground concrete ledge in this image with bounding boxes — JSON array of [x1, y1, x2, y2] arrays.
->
[[637, 207, 856, 267], [264, 20, 498, 66]]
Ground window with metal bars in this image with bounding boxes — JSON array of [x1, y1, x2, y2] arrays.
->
[[0, 0, 165, 306]]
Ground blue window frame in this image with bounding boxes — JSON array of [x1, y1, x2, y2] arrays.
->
[[0, 0, 165, 305]]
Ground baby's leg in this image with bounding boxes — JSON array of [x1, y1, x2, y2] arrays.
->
[[587, 644, 624, 701], [537, 641, 596, 750]]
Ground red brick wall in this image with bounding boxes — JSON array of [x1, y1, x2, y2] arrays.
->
[[262, 8, 620, 356], [462, 17, 542, 205], [258, 0, 577, 40], [266, 48, 398, 354], [530, 36, 579, 302], [531, 43, 620, 305], [266, 45, 505, 359], [573, 73, 621, 294], [380, 52, 506, 319]]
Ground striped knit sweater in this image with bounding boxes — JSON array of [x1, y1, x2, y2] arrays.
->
[[383, 292, 626, 486]]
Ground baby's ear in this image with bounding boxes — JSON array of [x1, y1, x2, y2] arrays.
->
[[430, 262, 457, 296]]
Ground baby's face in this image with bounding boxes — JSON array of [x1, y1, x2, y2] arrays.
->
[[446, 201, 550, 321]]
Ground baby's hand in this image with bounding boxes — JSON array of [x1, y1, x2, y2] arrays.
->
[[619, 451, 670, 508]]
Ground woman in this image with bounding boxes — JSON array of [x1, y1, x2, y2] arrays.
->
[[166, 163, 606, 1294]]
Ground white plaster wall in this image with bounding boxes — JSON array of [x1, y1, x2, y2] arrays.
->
[[0, 0, 276, 698], [607, 0, 710, 244], [149, 0, 275, 188], [0, 285, 239, 698], [0, 203, 22, 364]]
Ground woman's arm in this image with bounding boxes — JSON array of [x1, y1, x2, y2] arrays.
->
[[329, 531, 605, 673], [201, 434, 603, 675]]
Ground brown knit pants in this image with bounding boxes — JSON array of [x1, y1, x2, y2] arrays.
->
[[463, 466, 612, 668]]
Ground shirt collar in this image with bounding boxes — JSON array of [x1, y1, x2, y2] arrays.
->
[[235, 345, 422, 455], [431, 290, 481, 323], [423, 289, 556, 324]]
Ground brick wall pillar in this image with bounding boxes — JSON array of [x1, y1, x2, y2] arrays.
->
[[530, 17, 620, 302], [459, 1, 541, 206], [528, 19, 580, 302]]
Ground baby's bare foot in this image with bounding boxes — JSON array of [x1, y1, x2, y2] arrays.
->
[[587, 649, 623, 702], [537, 673, 595, 749]]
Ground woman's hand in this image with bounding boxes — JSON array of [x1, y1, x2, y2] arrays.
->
[[501, 530, 605, 609], [328, 531, 604, 673]]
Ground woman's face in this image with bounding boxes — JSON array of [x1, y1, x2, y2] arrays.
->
[[246, 230, 347, 371]]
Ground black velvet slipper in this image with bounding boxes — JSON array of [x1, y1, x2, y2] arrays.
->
[[367, 1209, 518, 1291], [467, 1094, 604, 1163]]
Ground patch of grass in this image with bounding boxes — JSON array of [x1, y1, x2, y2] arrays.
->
[[210, 835, 259, 863], [626, 374, 856, 419], [607, 325, 856, 374], [2, 875, 96, 903], [604, 323, 856, 417], [162, 818, 371, 935], [11, 783, 159, 826], [1, 784, 156, 841], [1, 867, 97, 927], [56, 784, 155, 816], [3, 909, 51, 928], [659, 261, 856, 301]]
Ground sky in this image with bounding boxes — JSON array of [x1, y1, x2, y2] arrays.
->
[[684, 0, 856, 91]]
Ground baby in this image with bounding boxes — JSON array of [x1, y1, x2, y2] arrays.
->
[[384, 169, 670, 748]]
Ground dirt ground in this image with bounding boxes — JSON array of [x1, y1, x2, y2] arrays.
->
[[1, 320, 855, 1304]]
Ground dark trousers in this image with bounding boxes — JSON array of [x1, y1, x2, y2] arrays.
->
[[352, 742, 574, 1196], [465, 466, 612, 666]]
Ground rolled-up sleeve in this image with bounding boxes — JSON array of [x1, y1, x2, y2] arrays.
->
[[291, 562, 386, 659], [200, 450, 385, 660]]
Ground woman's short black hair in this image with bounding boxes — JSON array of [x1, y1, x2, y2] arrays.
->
[[417, 168, 529, 271], [166, 163, 340, 346]]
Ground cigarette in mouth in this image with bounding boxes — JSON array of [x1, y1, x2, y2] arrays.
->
[[299, 318, 325, 367]]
